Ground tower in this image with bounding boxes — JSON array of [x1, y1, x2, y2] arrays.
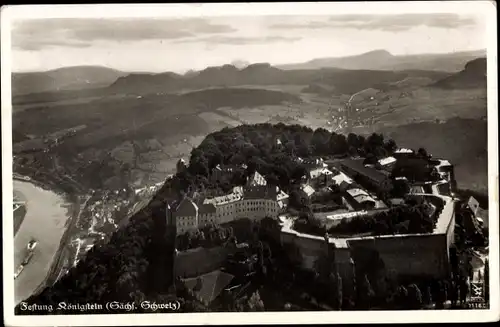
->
[[176, 158, 187, 174]]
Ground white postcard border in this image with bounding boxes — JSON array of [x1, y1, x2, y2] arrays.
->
[[2, 2, 499, 326]]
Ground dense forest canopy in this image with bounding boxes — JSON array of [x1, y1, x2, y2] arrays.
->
[[170, 123, 396, 196]]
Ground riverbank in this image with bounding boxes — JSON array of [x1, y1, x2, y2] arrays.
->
[[13, 176, 80, 304]]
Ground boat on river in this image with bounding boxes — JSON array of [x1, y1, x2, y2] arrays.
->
[[27, 239, 37, 252], [14, 265, 24, 279]]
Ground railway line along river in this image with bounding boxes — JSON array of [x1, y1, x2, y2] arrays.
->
[[13, 179, 72, 304]]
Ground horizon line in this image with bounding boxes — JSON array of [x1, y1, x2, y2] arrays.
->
[[11, 47, 487, 75]]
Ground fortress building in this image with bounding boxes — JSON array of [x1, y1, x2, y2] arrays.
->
[[168, 170, 289, 235]]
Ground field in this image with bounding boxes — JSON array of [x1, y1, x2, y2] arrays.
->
[[12, 76, 488, 193]]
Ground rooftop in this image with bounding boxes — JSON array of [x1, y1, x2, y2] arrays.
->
[[247, 171, 267, 187], [378, 156, 397, 166], [346, 188, 369, 197], [466, 196, 480, 216], [204, 191, 243, 206], [340, 159, 389, 183], [182, 270, 235, 305], [394, 148, 414, 154], [301, 184, 316, 197], [309, 167, 334, 179], [175, 198, 199, 217], [332, 172, 354, 187]]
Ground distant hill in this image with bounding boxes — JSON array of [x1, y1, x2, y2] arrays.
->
[[12, 66, 126, 96], [277, 49, 486, 72], [108, 63, 451, 96], [433, 58, 487, 89]]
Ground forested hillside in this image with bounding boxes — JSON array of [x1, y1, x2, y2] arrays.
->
[[16, 123, 396, 313]]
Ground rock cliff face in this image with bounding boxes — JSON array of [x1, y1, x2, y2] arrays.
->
[[433, 58, 487, 89]]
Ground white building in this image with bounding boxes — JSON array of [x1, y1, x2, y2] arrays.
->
[[171, 171, 289, 235]]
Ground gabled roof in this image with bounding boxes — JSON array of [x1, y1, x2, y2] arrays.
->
[[182, 270, 235, 305], [301, 184, 315, 197], [247, 171, 267, 187], [467, 196, 480, 216], [346, 188, 375, 204], [332, 172, 353, 186], [309, 167, 333, 179], [175, 198, 199, 217], [346, 188, 369, 197]]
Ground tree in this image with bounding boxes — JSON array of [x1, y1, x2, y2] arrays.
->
[[435, 281, 447, 309], [360, 274, 375, 309], [448, 280, 458, 307], [423, 286, 433, 306], [459, 277, 468, 305], [393, 285, 408, 309], [384, 139, 397, 153], [336, 273, 343, 310], [417, 147, 429, 159], [247, 291, 265, 311], [407, 284, 423, 309]]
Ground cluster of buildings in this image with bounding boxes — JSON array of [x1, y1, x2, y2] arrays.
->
[[279, 192, 457, 284], [166, 148, 465, 298], [279, 149, 460, 282], [298, 157, 383, 213], [171, 168, 289, 235]]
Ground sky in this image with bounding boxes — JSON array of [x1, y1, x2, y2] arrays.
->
[[11, 13, 488, 73]]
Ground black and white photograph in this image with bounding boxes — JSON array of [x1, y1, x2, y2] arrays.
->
[[2, 2, 498, 326]]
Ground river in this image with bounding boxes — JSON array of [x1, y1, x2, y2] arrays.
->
[[13, 179, 71, 304]]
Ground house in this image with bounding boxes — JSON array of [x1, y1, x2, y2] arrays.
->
[[300, 184, 316, 198], [308, 167, 335, 188], [331, 171, 354, 191], [181, 270, 235, 306], [340, 159, 392, 194], [344, 188, 376, 210]]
